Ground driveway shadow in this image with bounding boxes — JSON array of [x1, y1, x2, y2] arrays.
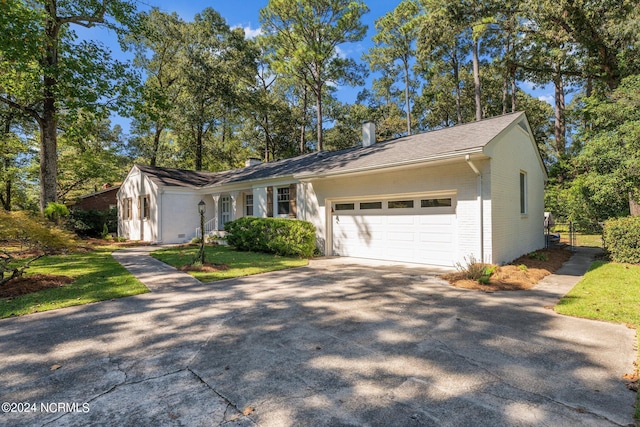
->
[[0, 255, 635, 426]]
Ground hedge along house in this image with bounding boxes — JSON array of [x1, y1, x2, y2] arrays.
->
[[117, 112, 547, 268]]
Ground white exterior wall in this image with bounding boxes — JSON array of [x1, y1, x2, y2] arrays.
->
[[454, 159, 493, 265], [253, 186, 268, 218], [307, 160, 484, 265], [117, 168, 158, 242], [487, 125, 546, 264], [160, 190, 214, 243]]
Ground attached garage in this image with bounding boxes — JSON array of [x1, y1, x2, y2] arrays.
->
[[331, 195, 457, 267], [120, 112, 547, 268]]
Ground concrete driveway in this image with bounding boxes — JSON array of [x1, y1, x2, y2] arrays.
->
[[0, 248, 636, 426]]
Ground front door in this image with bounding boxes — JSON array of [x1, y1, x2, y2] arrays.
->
[[219, 196, 231, 229]]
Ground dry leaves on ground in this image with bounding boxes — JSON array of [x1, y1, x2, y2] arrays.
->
[[0, 274, 74, 298]]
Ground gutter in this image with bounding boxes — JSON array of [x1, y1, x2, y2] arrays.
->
[[465, 155, 484, 262], [295, 148, 485, 181]]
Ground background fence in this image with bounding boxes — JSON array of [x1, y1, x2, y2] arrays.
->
[[546, 221, 603, 251]]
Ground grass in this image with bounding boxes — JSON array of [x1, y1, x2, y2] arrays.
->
[[151, 244, 309, 282], [555, 261, 640, 421], [0, 245, 149, 318]]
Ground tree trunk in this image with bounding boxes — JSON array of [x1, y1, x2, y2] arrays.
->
[[502, 76, 508, 115], [195, 126, 203, 171], [502, 40, 510, 115], [3, 155, 12, 210], [263, 114, 270, 162], [2, 114, 13, 210], [315, 82, 323, 152], [151, 122, 163, 167], [403, 57, 412, 135], [300, 85, 307, 154], [553, 72, 566, 158], [511, 76, 517, 112], [630, 192, 640, 216], [472, 38, 482, 121], [452, 50, 463, 124], [41, 0, 60, 211]]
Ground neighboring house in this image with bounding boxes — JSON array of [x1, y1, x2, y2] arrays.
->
[[73, 184, 120, 212], [117, 112, 547, 267]]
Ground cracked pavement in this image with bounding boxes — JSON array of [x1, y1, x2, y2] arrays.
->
[[0, 247, 636, 426]]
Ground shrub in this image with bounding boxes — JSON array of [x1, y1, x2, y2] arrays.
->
[[603, 216, 640, 263], [67, 207, 117, 237], [455, 255, 498, 284], [225, 217, 316, 257], [100, 223, 110, 239], [44, 202, 69, 224], [0, 210, 76, 285], [528, 251, 548, 261]]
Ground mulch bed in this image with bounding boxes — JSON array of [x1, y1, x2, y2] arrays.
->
[[0, 274, 74, 298], [179, 263, 230, 273], [443, 247, 573, 292]]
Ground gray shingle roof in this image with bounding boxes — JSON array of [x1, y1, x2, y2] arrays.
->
[[137, 112, 527, 189], [135, 165, 220, 188]]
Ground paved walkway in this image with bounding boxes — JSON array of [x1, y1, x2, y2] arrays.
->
[[0, 246, 636, 426]]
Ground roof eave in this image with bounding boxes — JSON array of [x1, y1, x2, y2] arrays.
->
[[294, 148, 487, 180]]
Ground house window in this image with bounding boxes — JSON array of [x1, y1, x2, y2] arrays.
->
[[421, 198, 452, 208], [335, 203, 355, 211], [245, 194, 254, 216], [520, 171, 527, 214], [388, 200, 414, 209], [122, 198, 132, 220], [139, 195, 150, 220], [360, 201, 382, 210], [220, 196, 231, 227], [277, 187, 290, 215]]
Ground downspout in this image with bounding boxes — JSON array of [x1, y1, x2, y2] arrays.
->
[[465, 155, 484, 262]]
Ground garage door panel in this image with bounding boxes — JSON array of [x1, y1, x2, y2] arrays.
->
[[418, 214, 453, 225], [387, 231, 416, 242], [332, 203, 456, 266], [387, 216, 417, 225], [419, 231, 453, 242]]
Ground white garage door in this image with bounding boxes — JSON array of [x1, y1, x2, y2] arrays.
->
[[332, 196, 456, 267]]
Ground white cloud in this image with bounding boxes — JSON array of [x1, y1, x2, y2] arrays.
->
[[538, 94, 554, 105], [335, 46, 347, 59], [232, 24, 262, 39]]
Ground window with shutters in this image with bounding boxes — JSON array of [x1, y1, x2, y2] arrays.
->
[[138, 195, 150, 220]]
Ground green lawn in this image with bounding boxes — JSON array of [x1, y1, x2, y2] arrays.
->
[[555, 261, 640, 420], [0, 246, 149, 318], [151, 244, 309, 282]]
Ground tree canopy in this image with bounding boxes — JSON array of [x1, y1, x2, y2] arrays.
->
[[1, 1, 639, 224]]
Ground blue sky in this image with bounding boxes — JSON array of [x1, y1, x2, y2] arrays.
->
[[80, 0, 553, 131]]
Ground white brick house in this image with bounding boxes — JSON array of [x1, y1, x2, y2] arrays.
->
[[117, 112, 547, 267]]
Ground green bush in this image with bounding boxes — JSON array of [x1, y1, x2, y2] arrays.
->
[[67, 207, 117, 237], [44, 202, 69, 224], [225, 217, 316, 257], [528, 251, 548, 261], [603, 216, 640, 263]]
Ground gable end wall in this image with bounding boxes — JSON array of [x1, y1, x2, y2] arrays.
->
[[489, 126, 546, 264]]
